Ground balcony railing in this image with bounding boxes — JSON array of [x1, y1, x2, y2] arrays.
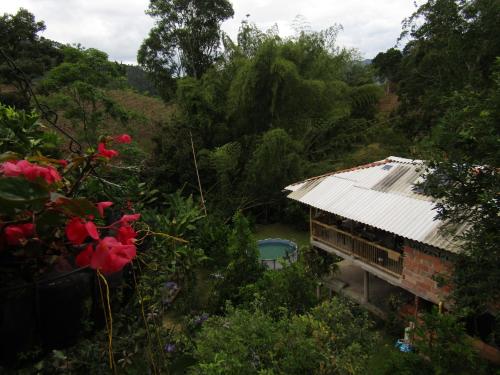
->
[[311, 220, 403, 277]]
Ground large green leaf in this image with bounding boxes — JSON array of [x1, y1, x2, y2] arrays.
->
[[0, 177, 50, 212]]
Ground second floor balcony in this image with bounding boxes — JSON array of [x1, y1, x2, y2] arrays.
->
[[311, 218, 404, 278]]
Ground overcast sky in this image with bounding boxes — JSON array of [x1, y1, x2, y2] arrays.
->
[[3, 0, 420, 64]]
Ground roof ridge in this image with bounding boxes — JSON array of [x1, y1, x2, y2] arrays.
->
[[387, 156, 424, 164], [286, 158, 390, 188]]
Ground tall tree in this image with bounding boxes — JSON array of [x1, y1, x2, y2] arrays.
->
[[0, 8, 62, 108], [372, 47, 402, 83], [218, 211, 264, 304], [38, 46, 129, 145], [146, 22, 381, 217], [138, 0, 234, 101], [394, 0, 500, 138], [422, 59, 500, 316]]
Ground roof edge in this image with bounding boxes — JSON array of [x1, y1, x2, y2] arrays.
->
[[284, 158, 390, 191]]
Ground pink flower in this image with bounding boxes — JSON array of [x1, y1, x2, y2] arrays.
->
[[115, 134, 132, 144], [116, 225, 137, 245], [65, 217, 99, 245], [58, 159, 68, 168], [0, 160, 61, 184], [119, 214, 141, 224], [90, 237, 136, 274], [97, 201, 113, 217], [4, 223, 35, 245], [75, 244, 94, 268], [0, 161, 22, 176], [97, 143, 119, 159]]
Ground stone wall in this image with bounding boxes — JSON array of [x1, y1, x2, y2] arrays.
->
[[401, 245, 453, 304]]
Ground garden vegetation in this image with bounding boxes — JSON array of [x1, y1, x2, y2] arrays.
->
[[0, 0, 499, 374]]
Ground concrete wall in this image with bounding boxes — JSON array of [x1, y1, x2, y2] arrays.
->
[[401, 245, 453, 304]]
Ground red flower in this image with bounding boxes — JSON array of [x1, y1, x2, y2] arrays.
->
[[0, 161, 22, 176], [65, 217, 99, 245], [97, 201, 113, 217], [90, 237, 136, 274], [4, 223, 35, 245], [58, 159, 68, 168], [0, 160, 61, 184], [115, 134, 132, 144], [116, 224, 137, 245], [119, 213, 141, 224], [75, 244, 94, 267], [97, 143, 119, 159]]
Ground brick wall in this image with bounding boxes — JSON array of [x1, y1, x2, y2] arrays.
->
[[401, 245, 453, 304]]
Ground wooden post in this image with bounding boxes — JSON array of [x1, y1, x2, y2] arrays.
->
[[412, 295, 419, 343], [414, 295, 419, 319], [363, 271, 370, 303], [309, 207, 312, 241]]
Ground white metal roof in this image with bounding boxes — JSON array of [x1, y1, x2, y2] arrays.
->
[[285, 156, 464, 253]]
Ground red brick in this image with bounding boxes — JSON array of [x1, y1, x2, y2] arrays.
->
[[401, 245, 454, 302]]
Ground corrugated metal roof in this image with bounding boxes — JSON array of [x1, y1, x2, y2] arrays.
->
[[285, 156, 463, 253]]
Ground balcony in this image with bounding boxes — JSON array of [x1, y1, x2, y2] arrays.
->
[[311, 220, 404, 277]]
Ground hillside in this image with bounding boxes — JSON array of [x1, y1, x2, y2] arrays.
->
[[41, 88, 174, 155], [107, 89, 174, 152]]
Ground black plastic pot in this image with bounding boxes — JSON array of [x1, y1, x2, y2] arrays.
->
[[0, 282, 37, 364], [0, 263, 131, 367], [0, 267, 94, 365], [37, 268, 93, 349]]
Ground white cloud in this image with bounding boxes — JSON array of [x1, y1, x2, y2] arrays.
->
[[2, 0, 420, 63]]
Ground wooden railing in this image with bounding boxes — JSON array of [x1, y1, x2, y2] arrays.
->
[[311, 220, 403, 277]]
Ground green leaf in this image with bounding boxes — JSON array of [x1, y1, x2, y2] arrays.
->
[[0, 177, 50, 212]]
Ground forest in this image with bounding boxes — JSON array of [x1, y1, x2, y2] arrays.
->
[[0, 0, 499, 373]]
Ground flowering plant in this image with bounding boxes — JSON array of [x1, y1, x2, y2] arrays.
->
[[0, 133, 140, 278]]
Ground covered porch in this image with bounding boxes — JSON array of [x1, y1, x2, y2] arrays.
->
[[319, 259, 413, 318]]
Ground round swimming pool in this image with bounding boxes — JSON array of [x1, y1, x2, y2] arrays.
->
[[257, 238, 298, 270]]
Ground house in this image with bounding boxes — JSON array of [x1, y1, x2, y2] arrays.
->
[[284, 156, 467, 311]]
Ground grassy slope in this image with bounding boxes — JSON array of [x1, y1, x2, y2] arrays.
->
[[106, 89, 174, 153], [40, 88, 174, 155]]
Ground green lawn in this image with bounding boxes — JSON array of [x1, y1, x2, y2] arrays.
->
[[254, 223, 310, 249]]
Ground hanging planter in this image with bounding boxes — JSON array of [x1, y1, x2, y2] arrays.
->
[[0, 263, 133, 367], [37, 267, 94, 349], [0, 282, 37, 365], [0, 130, 141, 367]]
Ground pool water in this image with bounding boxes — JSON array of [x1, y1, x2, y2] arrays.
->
[[257, 239, 298, 270], [258, 242, 293, 259]]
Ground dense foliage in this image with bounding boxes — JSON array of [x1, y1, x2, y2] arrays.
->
[[1, 0, 499, 373], [146, 21, 384, 219], [138, 0, 234, 100], [380, 310, 487, 375], [192, 298, 377, 375], [38, 46, 130, 145], [0, 8, 62, 108], [374, 0, 500, 322]]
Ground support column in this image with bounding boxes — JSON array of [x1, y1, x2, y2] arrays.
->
[[363, 271, 370, 303], [309, 207, 312, 240], [414, 295, 419, 319]]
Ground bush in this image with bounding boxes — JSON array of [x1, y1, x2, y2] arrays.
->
[[239, 261, 317, 318], [191, 297, 377, 374]]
